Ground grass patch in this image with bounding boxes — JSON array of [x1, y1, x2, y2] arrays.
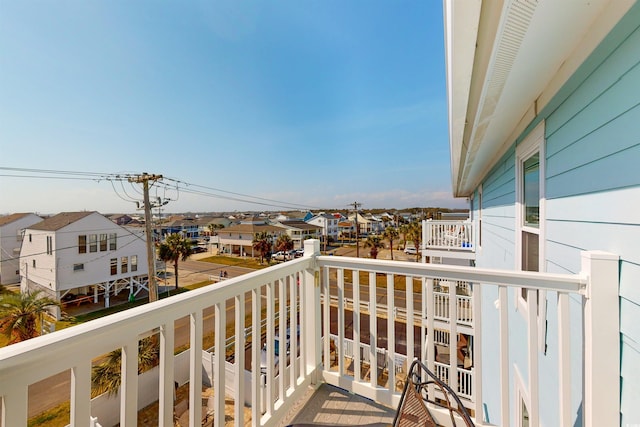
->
[[185, 280, 218, 290], [28, 401, 70, 427], [199, 255, 268, 270]]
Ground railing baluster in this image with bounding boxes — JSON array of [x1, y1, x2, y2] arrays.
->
[[278, 277, 286, 402], [159, 322, 175, 427], [527, 288, 539, 427], [387, 273, 395, 392], [190, 311, 203, 427], [121, 338, 139, 426], [323, 266, 330, 371], [406, 275, 414, 367], [557, 291, 570, 426], [369, 271, 377, 386], [266, 282, 275, 417], [71, 360, 91, 427], [290, 272, 298, 389], [251, 287, 261, 425], [235, 293, 245, 427], [448, 277, 458, 395], [337, 268, 345, 377], [214, 301, 226, 427], [498, 285, 509, 426], [353, 269, 362, 381]]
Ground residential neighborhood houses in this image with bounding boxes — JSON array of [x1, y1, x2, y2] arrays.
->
[[0, 208, 436, 311]]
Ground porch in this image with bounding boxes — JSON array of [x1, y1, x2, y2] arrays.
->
[[0, 240, 618, 427]]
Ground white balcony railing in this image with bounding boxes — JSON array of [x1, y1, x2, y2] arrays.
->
[[423, 219, 475, 252], [0, 241, 619, 427]]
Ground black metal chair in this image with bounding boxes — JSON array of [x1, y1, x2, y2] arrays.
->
[[288, 359, 474, 427], [393, 359, 474, 427]]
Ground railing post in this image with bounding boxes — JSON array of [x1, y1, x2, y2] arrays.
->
[[303, 239, 322, 384], [581, 251, 619, 427]]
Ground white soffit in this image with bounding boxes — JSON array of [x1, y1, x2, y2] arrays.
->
[[456, 0, 628, 196], [444, 0, 482, 197]]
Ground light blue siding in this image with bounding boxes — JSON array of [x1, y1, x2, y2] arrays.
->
[[474, 3, 640, 424], [543, 7, 640, 420]]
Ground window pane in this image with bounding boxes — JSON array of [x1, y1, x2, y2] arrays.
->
[[109, 233, 117, 250], [79, 235, 87, 254], [110, 258, 117, 275], [523, 153, 540, 228], [522, 231, 539, 272], [89, 234, 98, 253], [100, 234, 107, 251], [121, 256, 128, 274], [131, 255, 138, 272]]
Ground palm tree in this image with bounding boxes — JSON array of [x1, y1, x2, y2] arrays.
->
[[406, 221, 422, 261], [91, 336, 159, 397], [252, 231, 272, 263], [158, 233, 193, 291], [363, 235, 384, 259], [0, 290, 59, 344], [383, 226, 399, 260], [275, 234, 294, 258]]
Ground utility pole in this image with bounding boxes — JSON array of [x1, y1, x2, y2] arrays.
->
[[350, 201, 361, 258], [129, 173, 163, 302]]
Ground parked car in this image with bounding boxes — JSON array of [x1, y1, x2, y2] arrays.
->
[[192, 246, 207, 253], [404, 246, 417, 255], [271, 251, 286, 261]]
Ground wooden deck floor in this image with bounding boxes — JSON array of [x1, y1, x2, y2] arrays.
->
[[278, 383, 396, 427]]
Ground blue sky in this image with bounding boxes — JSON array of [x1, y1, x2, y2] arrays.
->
[[0, 1, 465, 215]]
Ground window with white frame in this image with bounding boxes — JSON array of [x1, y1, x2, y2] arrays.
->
[[109, 233, 117, 250], [73, 263, 84, 272], [89, 234, 98, 253], [131, 255, 138, 272], [100, 234, 107, 251], [515, 121, 546, 323], [110, 258, 117, 275], [78, 235, 87, 254], [121, 256, 128, 274], [46, 236, 53, 255]]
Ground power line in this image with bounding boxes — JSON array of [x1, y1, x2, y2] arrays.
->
[[163, 177, 321, 210], [1, 167, 326, 211]]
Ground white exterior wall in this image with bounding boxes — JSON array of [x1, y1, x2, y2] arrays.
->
[[20, 229, 57, 292], [306, 216, 338, 240], [20, 213, 147, 295], [0, 213, 43, 285]]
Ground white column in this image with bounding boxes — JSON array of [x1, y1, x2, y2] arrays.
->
[[303, 239, 321, 383], [581, 251, 619, 427]]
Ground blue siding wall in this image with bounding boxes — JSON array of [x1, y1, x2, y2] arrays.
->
[[544, 6, 640, 423], [474, 3, 640, 424]]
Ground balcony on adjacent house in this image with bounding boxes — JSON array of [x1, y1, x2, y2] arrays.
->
[[422, 220, 475, 263], [0, 240, 618, 427]]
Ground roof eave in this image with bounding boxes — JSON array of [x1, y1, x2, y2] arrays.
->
[[444, 0, 483, 198]]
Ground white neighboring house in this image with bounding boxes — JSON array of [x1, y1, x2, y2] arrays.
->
[[306, 213, 339, 242], [19, 211, 148, 319], [0, 213, 43, 285], [276, 220, 322, 249]]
